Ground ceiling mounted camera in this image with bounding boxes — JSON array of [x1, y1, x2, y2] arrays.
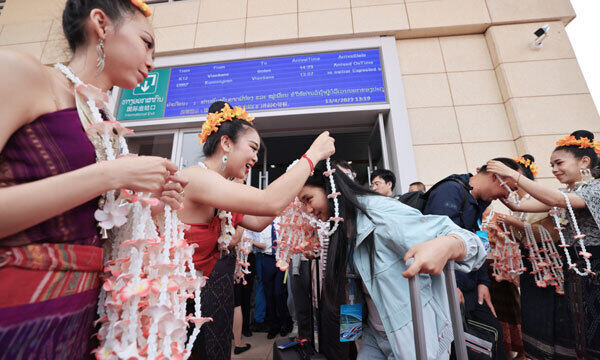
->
[[530, 24, 550, 50]]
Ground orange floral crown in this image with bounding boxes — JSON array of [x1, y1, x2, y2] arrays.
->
[[198, 103, 255, 144], [555, 135, 600, 157], [513, 157, 539, 177], [130, 0, 152, 17]]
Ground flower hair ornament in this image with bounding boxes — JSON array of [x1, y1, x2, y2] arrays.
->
[[513, 157, 539, 177], [197, 103, 254, 144], [54, 64, 211, 359], [130, 0, 152, 17], [556, 134, 600, 157]]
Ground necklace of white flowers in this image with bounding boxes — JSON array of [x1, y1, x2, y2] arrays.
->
[[550, 190, 594, 276]]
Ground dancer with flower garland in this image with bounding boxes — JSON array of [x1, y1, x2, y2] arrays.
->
[[484, 155, 541, 359], [0, 1, 187, 359], [486, 155, 573, 359], [487, 130, 600, 358], [180, 101, 335, 359], [292, 159, 487, 360]]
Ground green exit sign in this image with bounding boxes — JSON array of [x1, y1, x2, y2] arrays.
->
[[117, 68, 171, 120]]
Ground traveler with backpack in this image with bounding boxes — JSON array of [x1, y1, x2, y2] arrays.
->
[[419, 157, 522, 360]]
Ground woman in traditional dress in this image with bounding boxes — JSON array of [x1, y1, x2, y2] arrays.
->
[[179, 101, 335, 359], [0, 1, 185, 359], [488, 130, 600, 359], [296, 160, 487, 360], [489, 155, 574, 359], [485, 155, 537, 359]]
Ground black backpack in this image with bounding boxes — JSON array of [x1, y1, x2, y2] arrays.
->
[[397, 176, 471, 221]]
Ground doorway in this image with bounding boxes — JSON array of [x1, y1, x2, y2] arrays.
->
[[251, 126, 388, 189]]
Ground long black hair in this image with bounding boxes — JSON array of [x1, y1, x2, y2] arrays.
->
[[304, 160, 380, 306], [554, 130, 600, 179]]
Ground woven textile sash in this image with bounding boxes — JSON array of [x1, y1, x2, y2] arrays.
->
[[0, 243, 103, 308]]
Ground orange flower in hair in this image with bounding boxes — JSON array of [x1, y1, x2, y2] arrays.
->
[[555, 135, 600, 157], [513, 157, 539, 177], [130, 0, 152, 17], [198, 104, 254, 144]]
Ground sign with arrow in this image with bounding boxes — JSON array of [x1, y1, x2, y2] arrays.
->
[[117, 68, 170, 120]]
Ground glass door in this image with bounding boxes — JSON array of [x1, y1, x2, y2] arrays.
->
[[126, 131, 176, 160], [177, 131, 205, 169], [366, 113, 390, 183]]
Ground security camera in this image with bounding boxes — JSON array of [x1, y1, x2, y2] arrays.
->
[[530, 24, 550, 50]]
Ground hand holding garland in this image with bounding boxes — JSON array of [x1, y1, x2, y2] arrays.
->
[[486, 160, 588, 211]]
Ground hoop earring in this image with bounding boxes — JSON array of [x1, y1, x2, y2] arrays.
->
[[580, 168, 593, 184], [220, 154, 228, 172], [96, 38, 105, 75]]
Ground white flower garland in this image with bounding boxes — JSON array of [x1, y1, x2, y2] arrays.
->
[[55, 64, 209, 360], [196, 161, 252, 283], [550, 191, 594, 276]]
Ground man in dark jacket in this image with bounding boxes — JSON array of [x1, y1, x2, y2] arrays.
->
[[423, 157, 520, 360]]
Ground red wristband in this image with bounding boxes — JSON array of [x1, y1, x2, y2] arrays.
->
[[301, 154, 314, 175]]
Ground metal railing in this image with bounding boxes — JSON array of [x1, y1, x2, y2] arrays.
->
[[408, 260, 468, 360]]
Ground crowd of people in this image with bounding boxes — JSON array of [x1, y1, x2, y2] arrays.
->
[[0, 1, 599, 360]]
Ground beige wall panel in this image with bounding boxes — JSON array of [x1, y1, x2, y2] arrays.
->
[[48, 20, 65, 41], [248, 0, 297, 17], [515, 134, 567, 178], [351, 0, 403, 6], [485, 21, 575, 68], [455, 104, 512, 142], [0, 21, 52, 45], [406, 0, 490, 30], [298, 9, 353, 39], [507, 95, 600, 138], [246, 14, 298, 44], [440, 34, 493, 72], [155, 24, 196, 53], [396, 38, 444, 75], [0, 0, 64, 25], [402, 73, 453, 108], [413, 143, 468, 184], [41, 39, 70, 65], [498, 59, 588, 100], [408, 107, 461, 145], [0, 42, 45, 60], [195, 20, 245, 49], [463, 141, 517, 173], [486, 0, 575, 25], [503, 100, 520, 140], [447, 70, 502, 106], [299, 0, 350, 12], [152, 1, 199, 28], [198, 0, 247, 23], [352, 4, 409, 35]]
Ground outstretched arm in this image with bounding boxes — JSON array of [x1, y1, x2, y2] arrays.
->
[[487, 160, 587, 209], [184, 132, 335, 217]]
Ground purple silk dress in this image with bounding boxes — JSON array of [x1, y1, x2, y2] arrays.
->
[[0, 108, 104, 360]]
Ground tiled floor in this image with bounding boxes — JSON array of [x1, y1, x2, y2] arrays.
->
[[230, 332, 280, 360]]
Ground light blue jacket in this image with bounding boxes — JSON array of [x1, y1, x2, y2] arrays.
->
[[353, 195, 486, 359]]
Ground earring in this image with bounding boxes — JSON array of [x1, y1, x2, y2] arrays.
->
[[220, 154, 228, 171], [580, 168, 593, 184], [96, 38, 105, 75]]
